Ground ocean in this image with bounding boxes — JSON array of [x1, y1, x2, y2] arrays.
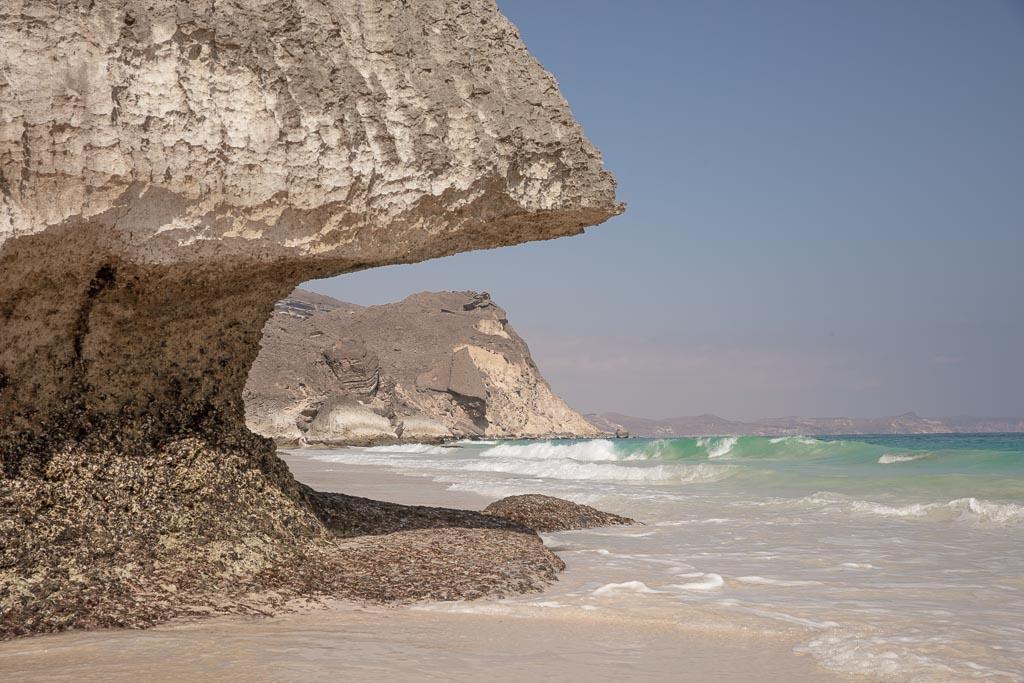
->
[[308, 434, 1024, 681]]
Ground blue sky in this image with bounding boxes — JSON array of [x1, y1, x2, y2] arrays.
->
[[308, 0, 1024, 420]]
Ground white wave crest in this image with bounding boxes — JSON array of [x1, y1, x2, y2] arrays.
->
[[480, 440, 620, 461], [877, 452, 930, 464], [697, 436, 739, 459], [592, 581, 662, 596], [363, 443, 451, 455], [668, 573, 724, 591], [768, 436, 821, 445]]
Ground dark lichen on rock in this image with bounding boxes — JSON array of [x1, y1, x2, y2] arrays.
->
[[483, 494, 638, 533]]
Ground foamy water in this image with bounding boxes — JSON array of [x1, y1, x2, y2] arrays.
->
[[308, 434, 1024, 682]]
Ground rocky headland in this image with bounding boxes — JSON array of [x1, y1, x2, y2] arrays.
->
[[0, 0, 621, 638], [245, 289, 600, 446]]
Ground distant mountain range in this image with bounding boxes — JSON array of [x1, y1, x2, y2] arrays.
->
[[585, 412, 1024, 438]]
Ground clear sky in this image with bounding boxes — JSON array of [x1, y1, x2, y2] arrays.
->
[[307, 0, 1024, 420]]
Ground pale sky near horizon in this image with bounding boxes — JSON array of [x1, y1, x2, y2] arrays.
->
[[306, 0, 1024, 421]]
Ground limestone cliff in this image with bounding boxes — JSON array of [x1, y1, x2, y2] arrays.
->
[[245, 290, 600, 445], [0, 0, 620, 638]]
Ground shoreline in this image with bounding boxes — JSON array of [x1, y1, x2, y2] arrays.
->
[[0, 452, 847, 681], [277, 430, 1024, 453]]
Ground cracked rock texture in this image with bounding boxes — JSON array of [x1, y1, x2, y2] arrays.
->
[[0, 0, 619, 638], [245, 289, 600, 445]]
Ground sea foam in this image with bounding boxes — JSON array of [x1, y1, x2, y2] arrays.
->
[[848, 497, 1024, 524], [877, 452, 931, 464], [364, 443, 452, 455], [459, 457, 738, 484], [735, 576, 822, 587], [668, 573, 724, 591], [592, 581, 662, 596]]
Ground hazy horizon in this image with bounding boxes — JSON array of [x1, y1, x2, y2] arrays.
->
[[306, 0, 1024, 421]]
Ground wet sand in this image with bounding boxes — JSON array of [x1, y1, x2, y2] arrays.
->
[[0, 452, 847, 682]]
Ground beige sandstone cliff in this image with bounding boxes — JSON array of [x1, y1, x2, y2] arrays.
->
[[0, 0, 620, 638], [245, 289, 600, 445]]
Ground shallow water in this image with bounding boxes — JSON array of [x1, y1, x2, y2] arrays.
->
[[309, 434, 1024, 681], [0, 605, 840, 682]]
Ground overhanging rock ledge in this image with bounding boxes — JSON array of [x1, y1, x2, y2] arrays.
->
[[0, 0, 620, 637]]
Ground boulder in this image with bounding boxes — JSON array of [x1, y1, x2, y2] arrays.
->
[[396, 414, 453, 443], [483, 494, 638, 532], [306, 398, 397, 446]]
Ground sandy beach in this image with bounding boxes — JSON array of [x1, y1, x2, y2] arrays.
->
[[0, 452, 844, 682]]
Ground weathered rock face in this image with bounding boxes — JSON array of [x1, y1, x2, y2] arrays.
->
[[0, 0, 620, 469], [245, 290, 601, 445], [0, 0, 619, 638]]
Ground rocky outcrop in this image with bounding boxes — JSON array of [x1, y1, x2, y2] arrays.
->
[[483, 494, 638, 533], [0, 0, 620, 471], [0, 430, 564, 638], [245, 290, 601, 445], [0, 0, 619, 638]]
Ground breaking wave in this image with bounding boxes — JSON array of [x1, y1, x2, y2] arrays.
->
[[878, 452, 931, 464], [697, 436, 738, 458], [453, 435, 1024, 497], [314, 434, 1024, 514], [481, 440, 621, 461]]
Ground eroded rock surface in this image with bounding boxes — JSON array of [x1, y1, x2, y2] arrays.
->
[[483, 494, 638, 532], [245, 289, 601, 445], [0, 430, 563, 638], [0, 0, 618, 638], [0, 0, 620, 468]]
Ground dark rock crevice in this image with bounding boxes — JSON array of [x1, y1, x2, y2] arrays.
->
[[70, 264, 118, 377]]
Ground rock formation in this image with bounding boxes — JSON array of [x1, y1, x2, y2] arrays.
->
[[245, 289, 601, 445], [483, 494, 637, 533], [0, 0, 620, 637], [586, 412, 1024, 437]]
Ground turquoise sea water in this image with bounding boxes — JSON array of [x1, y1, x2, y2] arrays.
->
[[308, 434, 1024, 681], [553, 433, 1024, 502], [449, 433, 1024, 511]]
